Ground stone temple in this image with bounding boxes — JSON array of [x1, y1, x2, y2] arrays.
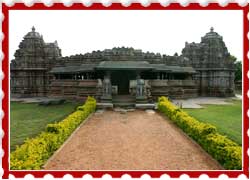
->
[[10, 27, 235, 106]]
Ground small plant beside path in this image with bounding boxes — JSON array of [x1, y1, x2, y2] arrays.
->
[[10, 97, 96, 170], [10, 101, 79, 151], [185, 100, 242, 145], [158, 96, 242, 170]]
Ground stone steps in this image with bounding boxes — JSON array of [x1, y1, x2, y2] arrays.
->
[[112, 95, 135, 108], [113, 102, 135, 108]]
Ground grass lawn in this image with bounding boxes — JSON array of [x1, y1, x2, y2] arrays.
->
[[10, 101, 79, 151], [184, 100, 242, 145]]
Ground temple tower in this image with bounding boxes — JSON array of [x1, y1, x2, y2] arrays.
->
[[10, 27, 61, 97], [182, 27, 235, 97]]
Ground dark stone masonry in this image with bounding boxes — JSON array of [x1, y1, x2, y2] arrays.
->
[[10, 27, 235, 104]]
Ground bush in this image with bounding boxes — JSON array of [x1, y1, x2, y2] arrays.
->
[[157, 96, 242, 170], [10, 96, 96, 170]]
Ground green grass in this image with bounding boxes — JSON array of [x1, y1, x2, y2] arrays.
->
[[184, 100, 242, 145], [10, 101, 79, 151]]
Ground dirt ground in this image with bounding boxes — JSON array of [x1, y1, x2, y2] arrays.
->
[[44, 110, 222, 170]]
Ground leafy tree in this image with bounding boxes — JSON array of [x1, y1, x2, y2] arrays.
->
[[229, 55, 237, 63], [229, 55, 242, 81], [234, 61, 242, 82]]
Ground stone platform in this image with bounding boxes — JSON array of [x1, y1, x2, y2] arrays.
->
[[135, 103, 156, 109], [172, 96, 241, 109], [96, 103, 113, 109]]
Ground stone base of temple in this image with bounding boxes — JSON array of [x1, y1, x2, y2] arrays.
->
[[112, 95, 136, 108], [96, 103, 114, 109], [135, 103, 156, 109], [96, 103, 156, 110], [149, 80, 199, 100], [10, 92, 47, 98], [201, 88, 235, 97], [136, 96, 148, 104], [100, 95, 112, 102]]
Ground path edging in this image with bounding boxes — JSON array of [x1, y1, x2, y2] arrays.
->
[[158, 112, 223, 169], [42, 113, 94, 169]]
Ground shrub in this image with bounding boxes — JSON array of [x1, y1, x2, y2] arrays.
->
[[10, 96, 96, 170], [157, 96, 242, 170]]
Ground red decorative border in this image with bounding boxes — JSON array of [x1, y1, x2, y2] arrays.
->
[[2, 3, 249, 179]]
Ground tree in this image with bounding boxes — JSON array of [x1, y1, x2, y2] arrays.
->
[[229, 55, 242, 81], [229, 55, 237, 63], [234, 61, 242, 82]]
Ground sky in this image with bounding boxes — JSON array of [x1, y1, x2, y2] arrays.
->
[[9, 10, 243, 61]]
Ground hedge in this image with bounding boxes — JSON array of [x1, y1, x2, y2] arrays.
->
[[10, 96, 96, 170], [158, 96, 242, 170]]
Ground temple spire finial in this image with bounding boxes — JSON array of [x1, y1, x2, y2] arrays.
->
[[32, 26, 35, 32], [210, 27, 214, 32]]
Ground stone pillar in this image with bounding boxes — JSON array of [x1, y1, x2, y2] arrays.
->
[[157, 73, 160, 80], [96, 78, 103, 100], [186, 74, 192, 80], [101, 71, 112, 102], [169, 74, 173, 80], [136, 71, 147, 103]]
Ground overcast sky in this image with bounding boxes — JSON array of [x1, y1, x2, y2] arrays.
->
[[9, 10, 243, 61]]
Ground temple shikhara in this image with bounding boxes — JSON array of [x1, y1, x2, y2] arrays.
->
[[10, 27, 235, 107]]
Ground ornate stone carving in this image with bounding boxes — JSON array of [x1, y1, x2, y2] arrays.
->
[[136, 79, 145, 97], [182, 27, 235, 97], [103, 75, 112, 97], [10, 27, 62, 97], [10, 27, 235, 100]]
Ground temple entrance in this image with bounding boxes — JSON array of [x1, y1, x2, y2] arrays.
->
[[111, 71, 136, 95]]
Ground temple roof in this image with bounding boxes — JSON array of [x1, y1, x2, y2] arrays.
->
[[50, 61, 196, 74], [202, 27, 222, 41], [95, 61, 153, 70], [24, 26, 42, 39], [50, 64, 96, 74], [151, 64, 196, 73], [151, 64, 178, 72]]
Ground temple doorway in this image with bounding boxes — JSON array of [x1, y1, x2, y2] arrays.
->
[[111, 71, 136, 95]]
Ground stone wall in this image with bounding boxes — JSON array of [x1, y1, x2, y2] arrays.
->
[[11, 70, 48, 97], [148, 80, 198, 99], [128, 79, 198, 100], [49, 79, 99, 100], [196, 70, 235, 97], [49, 79, 198, 101]]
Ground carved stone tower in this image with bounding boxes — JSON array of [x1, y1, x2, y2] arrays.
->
[[182, 27, 235, 97], [10, 27, 62, 97]]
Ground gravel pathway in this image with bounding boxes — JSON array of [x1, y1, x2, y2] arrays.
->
[[44, 110, 222, 170]]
